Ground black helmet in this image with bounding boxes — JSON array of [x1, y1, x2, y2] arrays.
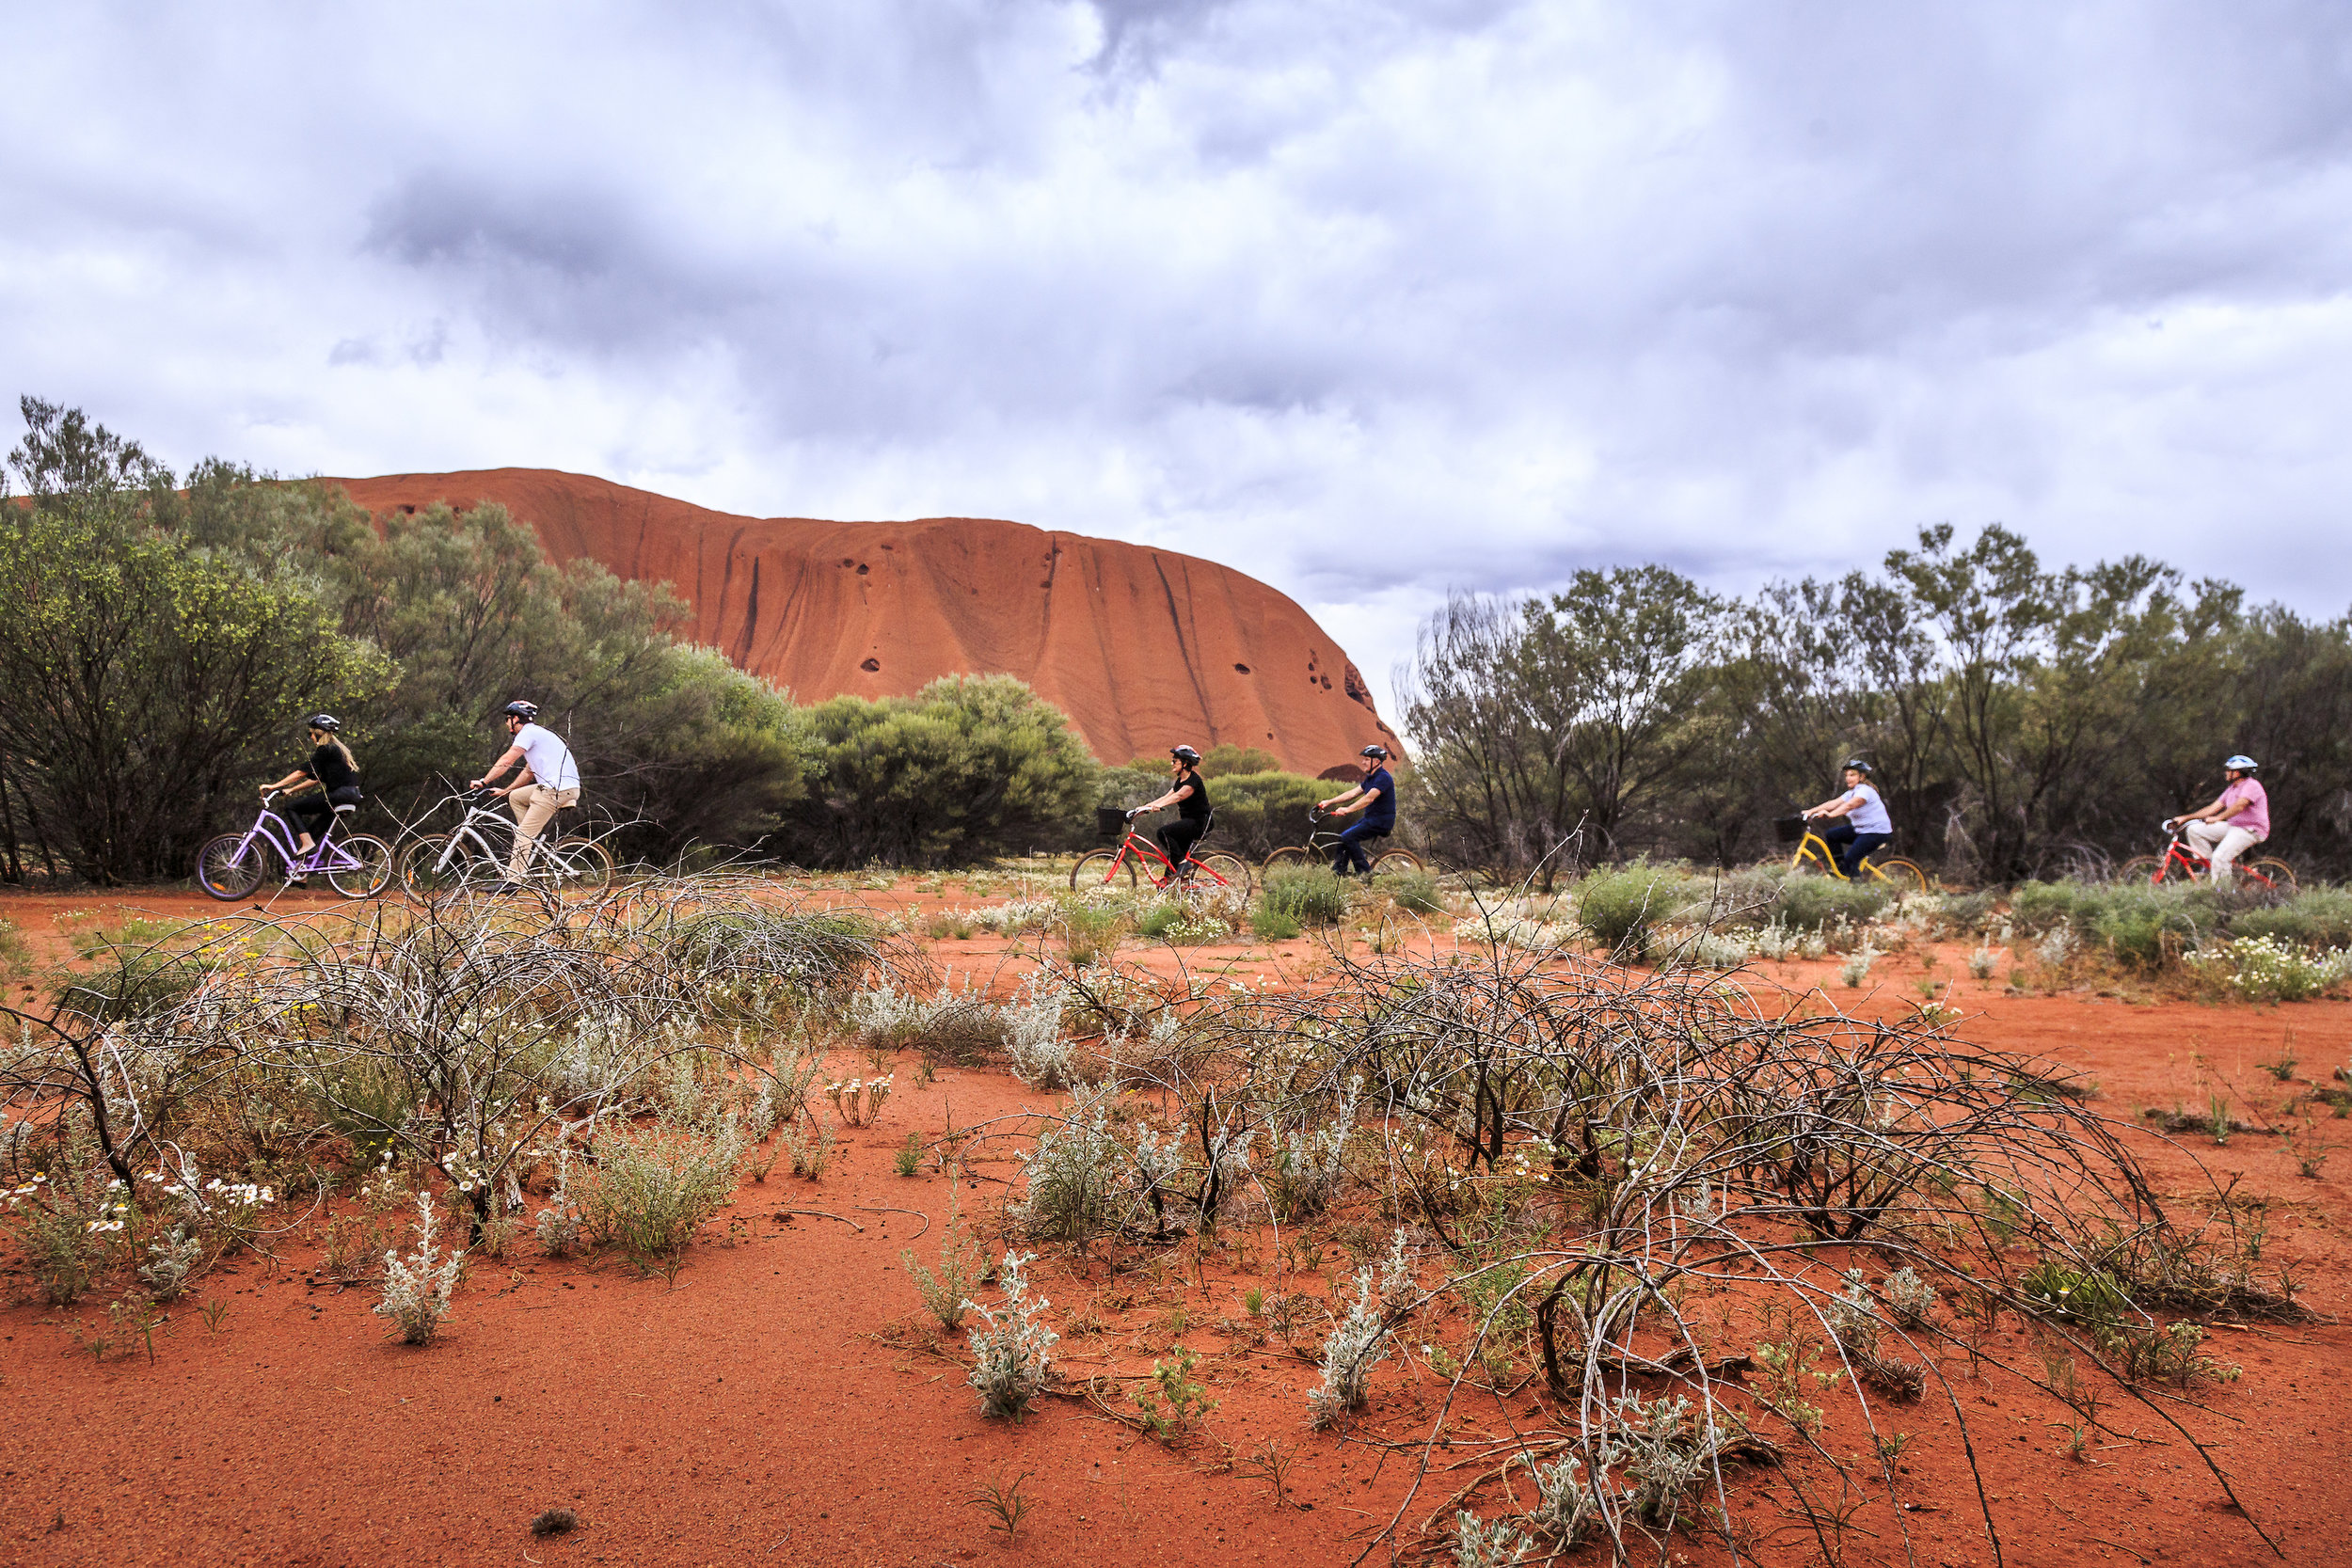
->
[[1170, 745, 1201, 765], [501, 700, 540, 722], [1841, 757, 1874, 776], [305, 714, 342, 734], [1360, 744, 1391, 761]]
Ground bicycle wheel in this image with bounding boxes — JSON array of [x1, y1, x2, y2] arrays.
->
[[1370, 848, 1426, 877], [402, 832, 495, 898], [549, 836, 616, 893], [2244, 858, 2298, 894], [1188, 851, 1252, 895], [1070, 848, 1140, 892], [1262, 846, 1313, 872], [196, 833, 275, 901], [2117, 855, 2169, 885], [1867, 857, 1931, 894], [327, 834, 394, 898]]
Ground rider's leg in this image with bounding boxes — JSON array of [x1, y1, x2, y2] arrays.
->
[[1156, 819, 1204, 880], [506, 784, 560, 881], [1333, 821, 1378, 877], [1818, 818, 1858, 876], [2197, 823, 2261, 886], [2182, 818, 2233, 881], [1843, 831, 1892, 877]]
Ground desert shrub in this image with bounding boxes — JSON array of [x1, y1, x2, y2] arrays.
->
[[0, 917, 30, 982], [374, 1193, 462, 1346], [1574, 863, 1699, 958], [2185, 936, 2352, 1002], [1004, 976, 1080, 1090], [1058, 904, 1126, 967], [54, 922, 216, 1023], [2, 1162, 115, 1305], [1250, 904, 1303, 942], [138, 1223, 203, 1301], [1263, 865, 1347, 927], [965, 1251, 1057, 1418], [1936, 890, 1999, 933], [1310, 1265, 1391, 1427], [1376, 866, 1445, 915], [2228, 885, 2352, 949], [784, 673, 1097, 865], [2009, 879, 2089, 933], [577, 1115, 747, 1275], [1775, 875, 1894, 931], [1135, 900, 1232, 944], [1194, 771, 1328, 860], [901, 1185, 988, 1331], [666, 908, 882, 1008], [1011, 1090, 1129, 1245], [1454, 1512, 1535, 1567], [2084, 887, 2201, 972]]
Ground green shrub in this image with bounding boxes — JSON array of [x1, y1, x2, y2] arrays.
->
[[1263, 865, 1347, 927], [579, 1116, 747, 1277], [1575, 863, 1699, 958], [1249, 905, 1303, 942], [1775, 875, 1894, 931], [0, 917, 30, 983], [1375, 866, 1445, 916], [2088, 892, 2199, 973], [2229, 886, 2352, 949], [2009, 880, 2089, 935]]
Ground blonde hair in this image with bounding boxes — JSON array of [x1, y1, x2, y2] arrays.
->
[[312, 732, 358, 773]]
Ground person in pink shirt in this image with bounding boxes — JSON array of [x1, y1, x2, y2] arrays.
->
[[2163, 755, 2269, 885]]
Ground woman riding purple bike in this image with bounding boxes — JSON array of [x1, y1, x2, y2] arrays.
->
[[257, 715, 363, 885]]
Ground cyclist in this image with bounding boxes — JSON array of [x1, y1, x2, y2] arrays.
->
[[2164, 755, 2269, 885], [259, 715, 364, 884], [470, 700, 582, 889], [1801, 758, 1893, 879], [1317, 744, 1398, 877], [1129, 745, 1212, 880]]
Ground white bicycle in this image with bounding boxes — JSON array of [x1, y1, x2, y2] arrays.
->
[[398, 786, 616, 898]]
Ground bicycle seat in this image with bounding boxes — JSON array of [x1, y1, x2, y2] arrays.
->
[[331, 802, 359, 814]]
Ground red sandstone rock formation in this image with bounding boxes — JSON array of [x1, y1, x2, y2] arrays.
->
[[330, 469, 1399, 773]]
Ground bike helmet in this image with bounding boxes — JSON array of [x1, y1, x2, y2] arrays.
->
[[2224, 754, 2258, 772], [1360, 744, 1391, 761], [1170, 745, 1202, 765], [1841, 757, 1874, 776], [501, 700, 540, 722], [305, 714, 342, 734]]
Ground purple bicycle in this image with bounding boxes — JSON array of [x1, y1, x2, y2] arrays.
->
[[194, 789, 393, 901]]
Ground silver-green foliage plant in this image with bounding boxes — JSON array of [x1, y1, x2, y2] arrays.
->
[[1310, 1266, 1391, 1428], [1454, 1511, 1534, 1567], [964, 1251, 1057, 1418], [138, 1222, 202, 1300], [1011, 1087, 1131, 1244], [375, 1193, 463, 1346]]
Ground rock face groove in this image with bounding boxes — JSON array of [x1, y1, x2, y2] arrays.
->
[[331, 468, 1400, 773]]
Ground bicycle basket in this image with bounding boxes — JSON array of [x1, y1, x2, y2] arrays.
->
[[1096, 806, 1132, 842], [1773, 815, 1808, 845]]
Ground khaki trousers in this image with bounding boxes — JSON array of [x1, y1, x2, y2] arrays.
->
[[2184, 819, 2263, 884], [507, 784, 581, 879]]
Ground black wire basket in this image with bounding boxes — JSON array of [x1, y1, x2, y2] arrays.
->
[[1097, 806, 1133, 842], [1773, 815, 1809, 845]]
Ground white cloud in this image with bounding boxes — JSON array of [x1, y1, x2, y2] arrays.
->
[[5, 0, 2350, 710]]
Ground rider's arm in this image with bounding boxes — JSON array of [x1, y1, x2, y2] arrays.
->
[[1134, 781, 1195, 815], [472, 743, 529, 790], [2167, 793, 2233, 830], [1317, 784, 1365, 812], [262, 766, 314, 795], [1324, 784, 1376, 817], [1805, 793, 1859, 819]]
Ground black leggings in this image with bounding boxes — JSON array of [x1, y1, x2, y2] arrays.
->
[[1157, 817, 1207, 872], [288, 785, 363, 845], [1819, 819, 1892, 879]]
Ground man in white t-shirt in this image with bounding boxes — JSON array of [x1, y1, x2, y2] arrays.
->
[[1802, 757, 1895, 879], [471, 700, 583, 887]]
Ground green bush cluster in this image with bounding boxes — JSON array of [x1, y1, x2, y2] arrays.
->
[[1263, 866, 1347, 928]]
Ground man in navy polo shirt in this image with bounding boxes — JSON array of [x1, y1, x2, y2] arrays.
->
[[1317, 744, 1399, 877]]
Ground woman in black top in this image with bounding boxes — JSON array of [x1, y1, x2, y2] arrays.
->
[[261, 715, 364, 875], [1130, 744, 1213, 880]]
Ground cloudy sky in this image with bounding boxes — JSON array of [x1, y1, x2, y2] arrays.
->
[[7, 1, 2350, 705]]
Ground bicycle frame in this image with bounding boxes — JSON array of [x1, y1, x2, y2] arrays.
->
[[231, 798, 368, 876], [2140, 830, 2282, 890], [1091, 828, 1238, 891], [415, 792, 598, 879], [1789, 828, 1881, 883]]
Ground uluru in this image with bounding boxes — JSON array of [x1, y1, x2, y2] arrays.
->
[[329, 468, 1399, 775]]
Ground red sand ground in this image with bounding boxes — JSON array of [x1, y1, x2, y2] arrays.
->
[[5, 882, 2350, 1568], [327, 470, 1402, 773]]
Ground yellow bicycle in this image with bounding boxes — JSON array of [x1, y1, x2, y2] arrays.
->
[[1775, 816, 1931, 893]]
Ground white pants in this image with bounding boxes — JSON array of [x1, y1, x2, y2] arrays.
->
[[2184, 820, 2263, 884], [507, 784, 581, 879]]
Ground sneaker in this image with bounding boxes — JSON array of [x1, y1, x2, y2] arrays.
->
[[285, 875, 308, 887]]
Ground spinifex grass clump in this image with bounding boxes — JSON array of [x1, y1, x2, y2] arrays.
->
[[578, 1114, 747, 1278]]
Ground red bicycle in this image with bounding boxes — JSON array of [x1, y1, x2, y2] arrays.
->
[[2120, 822, 2296, 892], [1070, 810, 1253, 894]]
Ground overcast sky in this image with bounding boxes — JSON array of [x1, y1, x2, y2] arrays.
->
[[7, 1, 2350, 709]]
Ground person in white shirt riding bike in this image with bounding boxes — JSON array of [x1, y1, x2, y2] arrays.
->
[[470, 700, 582, 892], [1801, 757, 1895, 879]]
